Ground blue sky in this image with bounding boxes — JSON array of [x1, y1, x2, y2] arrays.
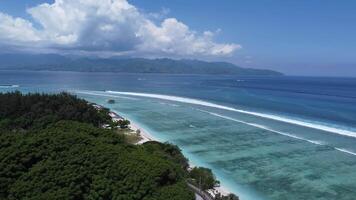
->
[[0, 0, 355, 76]]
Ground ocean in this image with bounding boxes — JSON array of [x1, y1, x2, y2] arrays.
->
[[1, 70, 356, 200]]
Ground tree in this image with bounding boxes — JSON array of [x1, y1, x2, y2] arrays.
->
[[0, 121, 194, 200], [143, 141, 189, 170], [118, 119, 130, 129], [0, 91, 112, 131], [189, 167, 220, 190], [0, 92, 195, 199], [108, 120, 120, 129], [215, 193, 240, 200]]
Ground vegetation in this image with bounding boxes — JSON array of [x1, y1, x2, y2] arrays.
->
[[121, 130, 142, 144], [0, 91, 111, 131], [142, 141, 190, 170], [118, 119, 130, 129], [189, 167, 220, 191], [0, 92, 194, 200], [215, 194, 240, 200], [0, 91, 238, 200]]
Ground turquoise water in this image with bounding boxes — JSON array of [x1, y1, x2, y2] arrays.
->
[[1, 70, 356, 199]]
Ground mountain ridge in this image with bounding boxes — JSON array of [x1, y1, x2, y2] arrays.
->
[[0, 54, 283, 76]]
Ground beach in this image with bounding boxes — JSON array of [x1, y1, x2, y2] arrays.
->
[[129, 121, 154, 144], [110, 110, 231, 198]]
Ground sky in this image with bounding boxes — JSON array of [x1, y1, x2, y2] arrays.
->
[[0, 0, 355, 76]]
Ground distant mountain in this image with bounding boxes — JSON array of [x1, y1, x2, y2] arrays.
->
[[0, 54, 283, 75]]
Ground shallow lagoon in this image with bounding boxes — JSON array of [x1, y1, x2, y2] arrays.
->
[[1, 70, 356, 199]]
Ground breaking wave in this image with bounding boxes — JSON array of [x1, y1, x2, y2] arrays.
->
[[74, 90, 138, 100], [106, 91, 356, 138], [0, 84, 19, 88], [198, 109, 356, 157]]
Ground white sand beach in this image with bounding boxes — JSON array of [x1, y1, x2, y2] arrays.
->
[[129, 122, 155, 144]]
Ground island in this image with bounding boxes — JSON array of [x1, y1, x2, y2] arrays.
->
[[0, 54, 283, 76], [0, 91, 238, 200]]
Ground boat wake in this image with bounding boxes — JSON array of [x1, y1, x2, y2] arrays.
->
[[106, 91, 356, 138]]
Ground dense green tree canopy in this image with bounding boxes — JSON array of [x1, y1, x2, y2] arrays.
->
[[0, 92, 194, 200], [0, 91, 111, 130], [142, 141, 190, 170], [189, 167, 220, 191]]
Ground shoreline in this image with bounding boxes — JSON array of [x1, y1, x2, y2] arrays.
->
[[129, 121, 155, 144], [110, 109, 232, 198]]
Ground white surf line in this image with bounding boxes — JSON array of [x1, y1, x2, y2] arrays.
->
[[199, 109, 356, 157], [74, 90, 138, 100], [334, 148, 356, 156], [198, 109, 323, 146], [106, 91, 356, 138], [0, 85, 19, 88]]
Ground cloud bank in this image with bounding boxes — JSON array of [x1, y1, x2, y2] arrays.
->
[[0, 0, 241, 57]]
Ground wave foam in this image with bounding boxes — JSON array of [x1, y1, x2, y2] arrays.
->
[[159, 102, 180, 107], [201, 110, 320, 145], [0, 84, 19, 88], [199, 109, 356, 157], [106, 91, 356, 138], [74, 91, 138, 100], [334, 148, 356, 156]]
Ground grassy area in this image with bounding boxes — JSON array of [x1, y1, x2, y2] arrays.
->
[[116, 128, 143, 144]]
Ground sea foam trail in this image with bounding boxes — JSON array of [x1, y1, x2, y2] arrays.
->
[[106, 91, 356, 138]]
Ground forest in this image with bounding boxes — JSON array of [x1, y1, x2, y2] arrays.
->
[[0, 92, 194, 200], [0, 92, 238, 200]]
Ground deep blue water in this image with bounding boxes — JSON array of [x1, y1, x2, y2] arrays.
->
[[1, 70, 356, 200]]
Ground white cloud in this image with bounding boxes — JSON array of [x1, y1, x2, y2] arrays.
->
[[147, 7, 170, 20], [0, 13, 40, 43], [0, 0, 241, 57]]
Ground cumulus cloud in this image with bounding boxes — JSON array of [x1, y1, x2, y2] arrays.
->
[[0, 0, 241, 57], [0, 13, 40, 43]]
